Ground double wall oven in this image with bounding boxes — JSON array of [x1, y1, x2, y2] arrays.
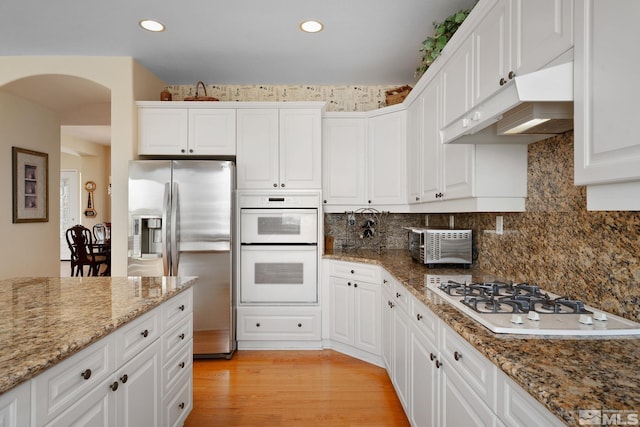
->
[[238, 192, 320, 304]]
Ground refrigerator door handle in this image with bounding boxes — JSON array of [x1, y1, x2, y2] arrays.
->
[[170, 182, 180, 275], [162, 182, 171, 275]]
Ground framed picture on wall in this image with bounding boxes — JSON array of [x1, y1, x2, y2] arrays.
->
[[12, 147, 49, 223]]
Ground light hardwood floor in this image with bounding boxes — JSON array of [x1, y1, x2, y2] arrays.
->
[[184, 350, 410, 427]]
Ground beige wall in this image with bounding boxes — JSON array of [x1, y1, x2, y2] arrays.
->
[[0, 92, 61, 278], [61, 136, 111, 226], [0, 56, 164, 276]]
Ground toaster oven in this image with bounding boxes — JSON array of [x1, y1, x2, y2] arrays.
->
[[408, 228, 472, 267]]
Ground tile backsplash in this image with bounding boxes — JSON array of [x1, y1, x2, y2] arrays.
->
[[325, 131, 640, 322]]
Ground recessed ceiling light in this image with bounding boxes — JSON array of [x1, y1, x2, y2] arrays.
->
[[139, 19, 165, 32], [299, 20, 323, 33]]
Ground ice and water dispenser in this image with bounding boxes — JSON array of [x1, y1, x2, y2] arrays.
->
[[132, 216, 163, 258]]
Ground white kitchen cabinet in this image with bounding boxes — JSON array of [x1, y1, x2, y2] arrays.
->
[[114, 339, 161, 427], [442, 35, 474, 130], [389, 279, 411, 413], [0, 380, 30, 427], [236, 306, 321, 344], [574, 0, 640, 210], [237, 108, 322, 190], [322, 115, 368, 206], [440, 365, 498, 427], [498, 374, 565, 427], [381, 280, 394, 370], [29, 288, 194, 427], [473, 0, 573, 107], [329, 276, 381, 356], [368, 110, 407, 205], [138, 106, 236, 156]]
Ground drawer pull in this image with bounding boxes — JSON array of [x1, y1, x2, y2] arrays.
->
[[110, 381, 119, 391], [350, 270, 355, 274], [80, 369, 92, 380], [435, 360, 442, 369], [383, 279, 388, 284], [120, 374, 128, 384], [454, 351, 462, 361], [416, 313, 423, 321], [179, 362, 185, 369], [256, 323, 261, 327], [430, 353, 436, 361], [178, 304, 185, 311], [141, 329, 149, 338], [179, 333, 185, 340], [396, 292, 401, 298], [348, 282, 352, 286], [297, 323, 302, 327], [179, 402, 185, 410], [354, 283, 358, 288]]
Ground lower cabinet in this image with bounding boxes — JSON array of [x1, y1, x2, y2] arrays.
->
[[236, 306, 322, 346], [0, 380, 31, 427], [23, 288, 194, 427]]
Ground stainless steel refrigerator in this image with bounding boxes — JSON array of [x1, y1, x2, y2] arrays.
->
[[128, 160, 235, 359]]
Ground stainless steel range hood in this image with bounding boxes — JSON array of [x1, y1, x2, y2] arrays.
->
[[442, 61, 574, 144]]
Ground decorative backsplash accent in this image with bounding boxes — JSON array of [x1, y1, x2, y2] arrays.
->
[[325, 131, 640, 322], [166, 84, 401, 112]]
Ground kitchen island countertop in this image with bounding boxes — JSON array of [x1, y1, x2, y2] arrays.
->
[[325, 249, 640, 426], [0, 276, 197, 395]]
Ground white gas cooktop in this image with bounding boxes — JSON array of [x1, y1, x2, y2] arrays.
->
[[426, 275, 640, 336]]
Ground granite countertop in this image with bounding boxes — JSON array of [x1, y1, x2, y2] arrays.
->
[[325, 249, 640, 426], [0, 276, 197, 395]]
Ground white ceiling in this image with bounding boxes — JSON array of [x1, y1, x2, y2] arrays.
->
[[0, 0, 476, 145], [0, 0, 476, 85]]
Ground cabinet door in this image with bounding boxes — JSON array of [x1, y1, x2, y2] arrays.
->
[[410, 326, 439, 427], [391, 305, 410, 412], [329, 276, 354, 346], [236, 109, 279, 189], [353, 280, 381, 356], [115, 339, 161, 427], [574, 0, 640, 185], [420, 79, 442, 202], [322, 117, 367, 205], [188, 109, 236, 155], [442, 36, 473, 129], [441, 367, 497, 427], [406, 100, 421, 204], [368, 111, 407, 205], [0, 381, 30, 427], [513, 0, 574, 76], [280, 109, 322, 189], [473, 0, 510, 106], [139, 108, 188, 155], [442, 144, 475, 200], [45, 377, 115, 427], [381, 285, 394, 370]]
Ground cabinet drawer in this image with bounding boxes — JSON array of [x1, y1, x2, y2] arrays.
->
[[162, 313, 193, 365], [162, 340, 193, 397], [440, 323, 497, 410], [115, 307, 161, 367], [237, 307, 321, 341], [33, 334, 115, 426], [162, 288, 193, 330], [329, 261, 381, 283], [163, 373, 192, 427], [410, 296, 439, 345]]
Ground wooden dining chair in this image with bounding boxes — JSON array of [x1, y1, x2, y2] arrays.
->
[[65, 225, 108, 276]]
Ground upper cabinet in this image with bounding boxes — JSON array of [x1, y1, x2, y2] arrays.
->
[[236, 105, 323, 190], [322, 115, 368, 206], [322, 108, 407, 211], [440, 0, 574, 144], [138, 103, 236, 156], [574, 0, 640, 210]]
